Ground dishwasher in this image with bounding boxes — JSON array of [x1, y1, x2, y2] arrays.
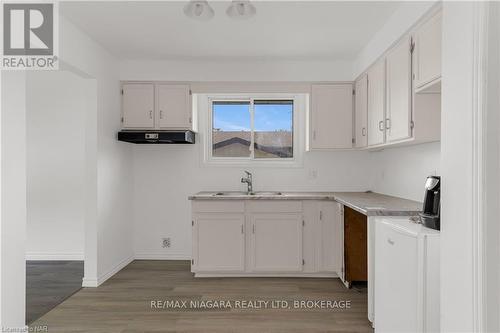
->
[[374, 217, 440, 333]]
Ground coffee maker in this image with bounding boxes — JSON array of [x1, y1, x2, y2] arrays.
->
[[419, 176, 441, 230]]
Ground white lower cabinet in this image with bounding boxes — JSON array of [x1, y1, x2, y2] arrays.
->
[[191, 200, 341, 277], [318, 201, 342, 273], [374, 217, 440, 333], [250, 213, 303, 272], [192, 213, 245, 272]]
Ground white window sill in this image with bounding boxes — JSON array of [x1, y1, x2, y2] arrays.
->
[[202, 158, 304, 169]]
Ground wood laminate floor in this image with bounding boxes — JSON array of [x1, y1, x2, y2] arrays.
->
[[31, 260, 373, 333], [26, 260, 84, 324]]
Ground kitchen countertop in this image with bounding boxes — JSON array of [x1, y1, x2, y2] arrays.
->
[[189, 191, 422, 216], [189, 191, 337, 201], [332, 192, 422, 216]]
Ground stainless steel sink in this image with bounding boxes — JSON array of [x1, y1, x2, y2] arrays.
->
[[212, 191, 248, 196], [212, 191, 283, 197], [252, 191, 283, 196]]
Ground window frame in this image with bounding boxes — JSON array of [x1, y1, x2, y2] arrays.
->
[[200, 93, 305, 167]]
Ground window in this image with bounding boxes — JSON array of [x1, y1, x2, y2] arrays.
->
[[212, 99, 294, 160]]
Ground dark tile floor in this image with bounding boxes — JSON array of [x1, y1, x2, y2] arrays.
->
[[26, 260, 83, 324]]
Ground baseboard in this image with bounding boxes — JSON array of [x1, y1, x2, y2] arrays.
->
[[2, 326, 28, 332], [96, 255, 134, 286], [82, 253, 188, 288], [26, 252, 84, 261], [194, 273, 339, 278], [82, 254, 134, 288], [134, 252, 191, 260], [81, 277, 98, 287]]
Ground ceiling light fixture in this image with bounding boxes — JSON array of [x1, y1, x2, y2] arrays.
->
[[183, 0, 215, 21], [226, 0, 256, 20]]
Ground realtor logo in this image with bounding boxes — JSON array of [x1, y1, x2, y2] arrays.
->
[[1, 2, 58, 70]]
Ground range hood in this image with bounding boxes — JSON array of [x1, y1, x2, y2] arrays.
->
[[117, 130, 195, 144]]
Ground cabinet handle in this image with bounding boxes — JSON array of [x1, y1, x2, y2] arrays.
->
[[387, 238, 395, 245], [362, 127, 366, 137], [312, 130, 317, 141], [149, 110, 153, 119], [189, 116, 192, 124], [385, 118, 391, 130], [160, 110, 163, 119], [241, 224, 244, 234], [378, 120, 384, 131], [252, 224, 255, 234]]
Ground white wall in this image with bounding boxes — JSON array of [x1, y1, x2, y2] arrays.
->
[[119, 59, 354, 82], [483, 3, 500, 332], [440, 2, 477, 331], [0, 71, 27, 328], [25, 71, 87, 260], [59, 15, 135, 286], [369, 142, 440, 202]]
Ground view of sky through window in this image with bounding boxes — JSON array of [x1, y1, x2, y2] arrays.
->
[[212, 100, 293, 159], [213, 101, 292, 132]]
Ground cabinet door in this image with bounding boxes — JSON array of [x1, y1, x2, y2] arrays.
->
[[250, 213, 303, 272], [157, 84, 191, 129], [386, 37, 412, 143], [414, 11, 442, 88], [375, 221, 418, 332], [354, 75, 368, 148], [318, 202, 342, 273], [122, 83, 154, 129], [310, 84, 353, 150], [367, 60, 386, 146], [192, 213, 245, 272]]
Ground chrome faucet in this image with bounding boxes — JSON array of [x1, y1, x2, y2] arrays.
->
[[241, 170, 253, 194]]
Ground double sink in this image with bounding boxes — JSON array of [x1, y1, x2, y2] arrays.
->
[[213, 191, 283, 197]]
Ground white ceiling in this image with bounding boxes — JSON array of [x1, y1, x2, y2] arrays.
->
[[61, 1, 402, 61]]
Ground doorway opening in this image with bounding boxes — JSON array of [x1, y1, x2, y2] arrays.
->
[[25, 69, 95, 324]]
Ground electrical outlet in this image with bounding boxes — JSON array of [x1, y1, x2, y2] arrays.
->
[[308, 169, 318, 179], [162, 237, 171, 248]]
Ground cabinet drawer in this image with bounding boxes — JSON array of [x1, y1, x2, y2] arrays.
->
[[192, 201, 244, 213], [246, 200, 302, 213]]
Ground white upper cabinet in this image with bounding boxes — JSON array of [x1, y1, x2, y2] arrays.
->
[[367, 60, 386, 146], [354, 74, 368, 148], [309, 84, 353, 150], [414, 10, 442, 90], [121, 82, 192, 130], [157, 84, 191, 129], [386, 36, 412, 143], [122, 83, 155, 129]]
